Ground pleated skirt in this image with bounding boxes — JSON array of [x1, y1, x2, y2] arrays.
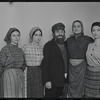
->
[[84, 68, 100, 98], [68, 60, 87, 98], [1, 68, 25, 98]]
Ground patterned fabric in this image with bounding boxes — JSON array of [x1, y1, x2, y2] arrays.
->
[[85, 42, 100, 98], [23, 43, 43, 66], [27, 66, 44, 98], [86, 43, 100, 71], [0, 43, 26, 98], [85, 69, 100, 98], [23, 42, 44, 98], [66, 34, 93, 59], [68, 60, 86, 98]]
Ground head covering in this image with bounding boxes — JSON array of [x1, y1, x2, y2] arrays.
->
[[29, 27, 42, 43], [72, 20, 84, 35], [4, 28, 20, 44], [52, 23, 65, 34], [91, 22, 100, 32]]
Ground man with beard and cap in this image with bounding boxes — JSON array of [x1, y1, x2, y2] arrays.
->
[[41, 23, 68, 98]]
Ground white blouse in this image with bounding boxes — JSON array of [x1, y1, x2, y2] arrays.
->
[[86, 43, 100, 71]]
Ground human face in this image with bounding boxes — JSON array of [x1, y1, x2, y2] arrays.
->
[[54, 29, 65, 44], [32, 30, 42, 43], [10, 31, 20, 45], [92, 26, 100, 39], [72, 22, 82, 35]]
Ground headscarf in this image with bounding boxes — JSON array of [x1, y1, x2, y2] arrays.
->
[[52, 22, 65, 34], [72, 20, 84, 35], [91, 22, 100, 32], [29, 27, 42, 43], [4, 28, 20, 44]]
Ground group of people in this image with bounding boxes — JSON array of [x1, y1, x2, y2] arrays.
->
[[0, 20, 100, 98]]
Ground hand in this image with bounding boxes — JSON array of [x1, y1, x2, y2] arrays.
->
[[45, 81, 52, 89], [64, 73, 67, 79]]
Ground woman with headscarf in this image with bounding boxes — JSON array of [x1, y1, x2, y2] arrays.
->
[[65, 20, 94, 98], [23, 27, 44, 98], [0, 28, 26, 98], [85, 22, 100, 98]]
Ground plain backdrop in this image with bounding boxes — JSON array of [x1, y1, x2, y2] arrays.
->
[[0, 2, 100, 50]]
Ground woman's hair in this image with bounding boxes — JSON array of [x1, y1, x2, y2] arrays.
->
[[31, 29, 42, 38], [29, 27, 42, 43], [4, 28, 20, 43], [72, 20, 84, 35], [91, 22, 100, 32]]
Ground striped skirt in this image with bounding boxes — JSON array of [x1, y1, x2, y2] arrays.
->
[[84, 69, 100, 98], [1, 68, 25, 98], [68, 60, 87, 98]]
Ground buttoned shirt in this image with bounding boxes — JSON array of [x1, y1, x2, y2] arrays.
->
[[86, 43, 100, 71], [23, 43, 43, 66]]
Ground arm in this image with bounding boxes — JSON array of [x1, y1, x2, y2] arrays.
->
[[21, 49, 27, 71], [0, 48, 7, 76], [41, 43, 51, 84], [64, 41, 70, 84]]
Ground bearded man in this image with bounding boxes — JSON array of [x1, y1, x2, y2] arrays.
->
[[41, 23, 68, 98]]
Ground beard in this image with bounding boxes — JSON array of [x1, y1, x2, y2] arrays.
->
[[55, 35, 65, 44]]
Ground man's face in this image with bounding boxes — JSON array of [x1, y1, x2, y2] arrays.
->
[[54, 29, 65, 44]]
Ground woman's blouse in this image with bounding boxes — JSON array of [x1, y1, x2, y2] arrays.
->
[[23, 43, 43, 66], [86, 43, 100, 71], [66, 34, 94, 59], [0, 44, 26, 75]]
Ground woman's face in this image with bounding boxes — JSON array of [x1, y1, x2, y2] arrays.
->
[[92, 26, 100, 39], [32, 30, 42, 43], [72, 22, 82, 35], [10, 31, 20, 45]]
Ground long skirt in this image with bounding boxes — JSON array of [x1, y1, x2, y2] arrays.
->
[[27, 66, 44, 98], [1, 68, 25, 98], [68, 60, 87, 98], [84, 68, 100, 98]]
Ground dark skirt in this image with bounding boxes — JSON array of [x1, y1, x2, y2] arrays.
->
[[84, 68, 100, 98], [68, 60, 87, 98], [0, 68, 25, 98], [27, 66, 44, 98]]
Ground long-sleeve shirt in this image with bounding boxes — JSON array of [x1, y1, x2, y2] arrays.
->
[[0, 44, 26, 75], [86, 43, 100, 71], [22, 43, 43, 66], [66, 34, 94, 59]]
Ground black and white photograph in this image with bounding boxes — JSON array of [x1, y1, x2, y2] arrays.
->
[[0, 2, 100, 98]]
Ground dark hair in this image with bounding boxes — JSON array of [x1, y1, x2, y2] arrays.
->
[[72, 20, 84, 35], [91, 22, 100, 32], [4, 28, 20, 43], [32, 29, 42, 38]]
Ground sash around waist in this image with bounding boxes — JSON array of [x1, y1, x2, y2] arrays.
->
[[69, 59, 85, 66]]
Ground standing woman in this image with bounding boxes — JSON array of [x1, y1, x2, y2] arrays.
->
[[0, 28, 26, 98], [85, 22, 100, 98], [65, 20, 94, 98], [23, 27, 44, 98]]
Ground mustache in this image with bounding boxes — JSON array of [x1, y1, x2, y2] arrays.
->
[[56, 35, 64, 37]]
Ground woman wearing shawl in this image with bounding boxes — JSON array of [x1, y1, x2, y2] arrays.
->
[[65, 20, 94, 98], [85, 22, 100, 98], [23, 27, 44, 98], [0, 28, 26, 98]]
